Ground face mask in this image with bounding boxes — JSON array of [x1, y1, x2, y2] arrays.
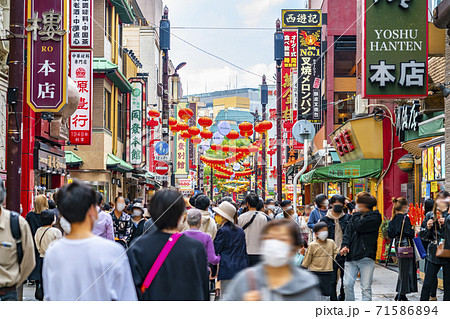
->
[[355, 204, 364, 211], [20, 207, 23, 214], [60, 217, 71, 234], [317, 231, 328, 241], [261, 239, 292, 267], [322, 200, 329, 208], [267, 205, 275, 210], [284, 206, 293, 211], [333, 204, 343, 213], [116, 203, 125, 212], [133, 209, 142, 217]]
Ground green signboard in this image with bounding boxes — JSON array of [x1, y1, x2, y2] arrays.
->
[[363, 0, 428, 98]]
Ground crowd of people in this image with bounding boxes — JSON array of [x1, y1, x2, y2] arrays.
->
[[1, 179, 450, 301]]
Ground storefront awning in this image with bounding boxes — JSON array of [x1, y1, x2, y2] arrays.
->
[[106, 153, 133, 173], [110, 0, 135, 24], [64, 151, 83, 167], [299, 159, 383, 183], [419, 114, 444, 136], [93, 58, 133, 93]]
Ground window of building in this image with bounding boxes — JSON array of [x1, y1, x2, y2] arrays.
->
[[334, 36, 356, 77], [105, 90, 112, 131], [334, 92, 356, 124], [105, 3, 112, 42], [118, 97, 125, 141], [118, 23, 123, 58]]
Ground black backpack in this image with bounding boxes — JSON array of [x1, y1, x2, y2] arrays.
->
[[9, 211, 23, 265]]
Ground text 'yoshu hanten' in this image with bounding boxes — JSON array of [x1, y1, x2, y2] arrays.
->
[[370, 29, 422, 52]]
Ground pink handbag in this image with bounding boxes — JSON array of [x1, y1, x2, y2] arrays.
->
[[140, 233, 182, 294]]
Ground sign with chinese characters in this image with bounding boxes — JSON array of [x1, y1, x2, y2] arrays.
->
[[333, 129, 356, 157], [70, 0, 92, 48], [26, 0, 68, 112], [363, 0, 428, 98], [282, 9, 321, 28], [174, 103, 188, 176], [394, 101, 421, 142], [129, 80, 144, 165], [298, 28, 322, 123], [328, 165, 361, 178], [422, 143, 445, 182], [69, 51, 92, 145], [282, 30, 297, 121]]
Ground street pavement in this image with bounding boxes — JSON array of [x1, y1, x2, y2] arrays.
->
[[22, 264, 443, 301]]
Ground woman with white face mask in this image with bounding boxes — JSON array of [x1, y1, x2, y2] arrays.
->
[[223, 219, 320, 301], [129, 202, 146, 244], [302, 222, 340, 300]]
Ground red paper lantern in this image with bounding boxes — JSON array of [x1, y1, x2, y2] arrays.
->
[[191, 137, 202, 144], [188, 126, 200, 136], [180, 131, 191, 139], [169, 117, 177, 126], [238, 146, 249, 154], [198, 117, 213, 128], [259, 120, 273, 131], [148, 109, 160, 118], [146, 119, 158, 128], [210, 144, 221, 151], [206, 175, 210, 180], [243, 162, 251, 167], [239, 121, 253, 132], [200, 129, 213, 139], [177, 122, 189, 131], [170, 124, 180, 132], [240, 130, 253, 138], [254, 123, 265, 134], [222, 145, 230, 152], [178, 108, 194, 121], [227, 130, 240, 140], [249, 145, 259, 153]]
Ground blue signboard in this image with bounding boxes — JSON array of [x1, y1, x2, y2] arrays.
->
[[155, 141, 169, 155]]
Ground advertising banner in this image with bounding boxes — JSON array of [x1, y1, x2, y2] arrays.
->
[[174, 103, 188, 175], [129, 79, 145, 165], [70, 0, 92, 48]]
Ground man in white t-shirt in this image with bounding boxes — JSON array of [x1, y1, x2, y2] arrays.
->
[[43, 180, 137, 301]]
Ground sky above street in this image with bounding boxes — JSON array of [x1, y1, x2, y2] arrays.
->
[[164, 0, 306, 95]]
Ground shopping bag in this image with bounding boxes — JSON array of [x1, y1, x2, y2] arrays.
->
[[413, 237, 427, 259]]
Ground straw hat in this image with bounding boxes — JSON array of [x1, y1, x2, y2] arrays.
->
[[213, 201, 236, 223]]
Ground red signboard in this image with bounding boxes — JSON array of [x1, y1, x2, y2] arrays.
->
[[26, 0, 68, 112], [155, 161, 169, 175], [69, 51, 92, 145], [281, 30, 297, 122]]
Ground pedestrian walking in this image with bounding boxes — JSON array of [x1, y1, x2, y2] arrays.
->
[[302, 222, 339, 300], [238, 193, 270, 266], [421, 197, 438, 300], [340, 192, 382, 301], [179, 194, 217, 239], [34, 209, 62, 300], [127, 189, 209, 301], [213, 201, 248, 297], [92, 191, 114, 241], [275, 201, 299, 224], [387, 197, 418, 301], [43, 180, 136, 301], [0, 180, 36, 301], [419, 191, 450, 301], [264, 199, 276, 219], [308, 194, 329, 230], [110, 196, 133, 248], [320, 194, 351, 301], [223, 219, 320, 301], [129, 202, 145, 243]]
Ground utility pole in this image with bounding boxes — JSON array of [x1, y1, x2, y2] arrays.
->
[[210, 167, 213, 199], [274, 19, 284, 203], [6, 0, 25, 213], [160, 6, 170, 188], [261, 75, 268, 201], [253, 108, 258, 194]]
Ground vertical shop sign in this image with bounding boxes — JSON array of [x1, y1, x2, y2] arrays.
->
[[69, 51, 92, 145], [363, 0, 428, 98], [434, 144, 441, 180], [427, 147, 434, 181], [298, 28, 322, 123], [281, 30, 297, 121], [174, 103, 188, 175], [70, 0, 92, 48], [26, 0, 68, 112], [129, 80, 144, 165], [442, 143, 446, 178], [422, 149, 428, 182]]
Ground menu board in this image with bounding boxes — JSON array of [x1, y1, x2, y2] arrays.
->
[[428, 147, 434, 181]]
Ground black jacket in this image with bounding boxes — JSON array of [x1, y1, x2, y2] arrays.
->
[[320, 213, 351, 241], [341, 210, 382, 261], [387, 213, 415, 247], [419, 211, 450, 265]]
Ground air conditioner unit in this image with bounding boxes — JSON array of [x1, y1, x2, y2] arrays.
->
[[355, 94, 368, 115]]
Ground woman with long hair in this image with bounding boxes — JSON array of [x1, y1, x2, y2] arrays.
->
[[419, 191, 450, 301], [387, 197, 417, 301]]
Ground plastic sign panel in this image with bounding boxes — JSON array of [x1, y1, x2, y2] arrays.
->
[[298, 28, 322, 124], [26, 0, 68, 112], [281, 30, 297, 122], [70, 0, 92, 48], [363, 0, 428, 98], [282, 9, 322, 28], [69, 51, 92, 145], [174, 103, 188, 175], [129, 80, 144, 165]]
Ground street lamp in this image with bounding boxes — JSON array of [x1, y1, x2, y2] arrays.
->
[[274, 18, 284, 203], [160, 5, 170, 188]]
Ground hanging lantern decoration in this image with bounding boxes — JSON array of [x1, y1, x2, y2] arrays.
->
[[180, 131, 191, 139], [146, 119, 159, 128], [222, 145, 230, 153], [200, 129, 213, 139], [210, 144, 221, 151], [249, 145, 259, 153], [148, 109, 160, 118], [228, 146, 237, 153], [191, 137, 202, 145], [242, 162, 251, 168], [254, 123, 265, 134], [239, 121, 253, 132], [198, 116, 213, 128], [177, 122, 189, 131], [188, 126, 200, 136], [259, 120, 273, 132], [240, 129, 253, 138], [170, 124, 181, 132], [169, 117, 177, 126], [226, 130, 240, 140], [178, 108, 194, 121], [238, 146, 249, 154], [396, 154, 414, 173], [206, 175, 210, 180]]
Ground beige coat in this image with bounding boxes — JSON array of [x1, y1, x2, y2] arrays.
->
[[302, 239, 339, 272]]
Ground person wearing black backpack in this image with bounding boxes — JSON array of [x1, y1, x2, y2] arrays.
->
[[0, 180, 36, 301]]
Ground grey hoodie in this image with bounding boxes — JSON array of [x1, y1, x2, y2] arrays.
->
[[222, 263, 321, 301]]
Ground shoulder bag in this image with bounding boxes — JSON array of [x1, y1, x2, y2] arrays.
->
[[140, 232, 183, 294], [397, 215, 414, 259], [436, 217, 450, 258]]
